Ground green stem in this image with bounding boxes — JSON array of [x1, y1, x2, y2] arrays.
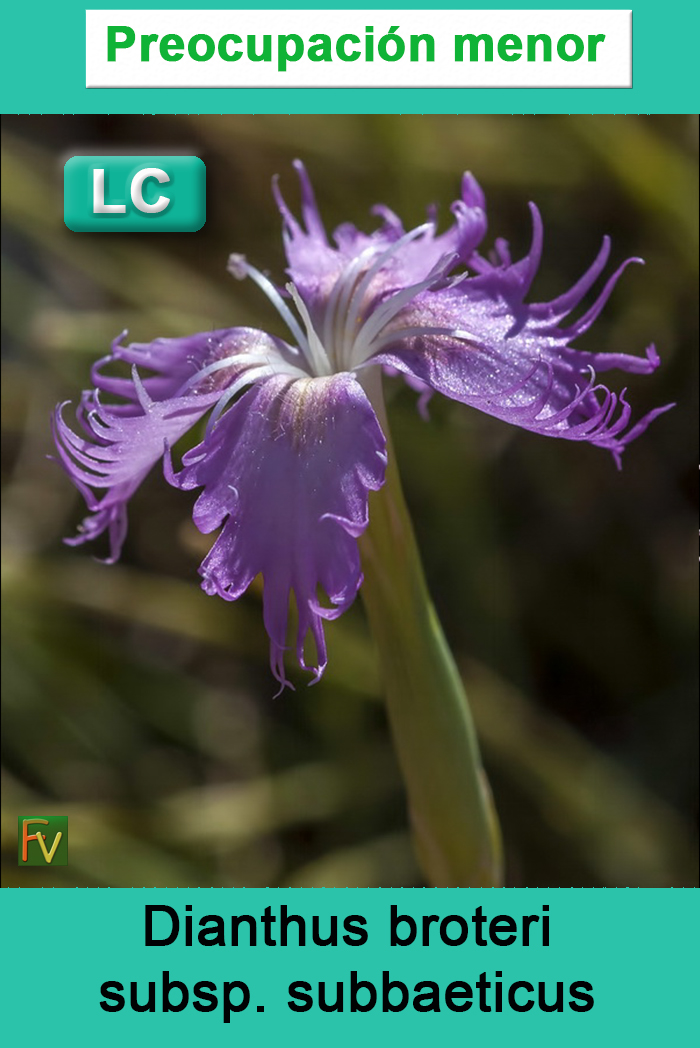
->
[[358, 374, 503, 887]]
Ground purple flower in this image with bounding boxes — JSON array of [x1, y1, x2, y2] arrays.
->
[[54, 162, 673, 690]]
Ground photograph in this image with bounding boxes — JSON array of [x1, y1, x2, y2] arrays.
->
[[2, 113, 697, 889]]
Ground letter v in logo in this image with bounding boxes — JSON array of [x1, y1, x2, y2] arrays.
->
[[35, 829, 63, 864]]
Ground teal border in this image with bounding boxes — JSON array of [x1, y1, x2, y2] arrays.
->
[[2, 1, 699, 114], [2, 888, 698, 1045]]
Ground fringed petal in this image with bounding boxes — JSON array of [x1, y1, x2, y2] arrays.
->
[[373, 202, 672, 462], [170, 372, 387, 691], [53, 327, 297, 560]]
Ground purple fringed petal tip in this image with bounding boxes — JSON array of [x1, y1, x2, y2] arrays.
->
[[609, 400, 676, 470], [53, 162, 672, 688], [461, 171, 486, 210]]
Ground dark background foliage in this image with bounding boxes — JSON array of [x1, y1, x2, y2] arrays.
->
[[2, 114, 697, 887]]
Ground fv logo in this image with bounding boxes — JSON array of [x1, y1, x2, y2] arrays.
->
[[18, 816, 68, 866]]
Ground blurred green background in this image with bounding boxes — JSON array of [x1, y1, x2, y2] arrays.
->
[[1, 114, 697, 888]]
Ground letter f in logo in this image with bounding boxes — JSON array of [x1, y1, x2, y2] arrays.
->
[[21, 819, 63, 863]]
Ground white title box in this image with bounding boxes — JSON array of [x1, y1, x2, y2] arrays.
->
[[86, 10, 632, 89]]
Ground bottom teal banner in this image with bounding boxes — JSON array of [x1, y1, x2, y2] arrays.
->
[[1, 888, 695, 1044]]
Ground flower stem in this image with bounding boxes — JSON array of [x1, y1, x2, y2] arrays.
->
[[358, 373, 503, 887]]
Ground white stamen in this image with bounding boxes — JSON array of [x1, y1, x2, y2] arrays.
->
[[224, 232, 466, 381], [350, 255, 458, 366], [286, 283, 333, 375], [206, 365, 276, 436], [228, 254, 312, 364], [342, 223, 434, 365], [321, 247, 374, 357], [174, 351, 292, 397]]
